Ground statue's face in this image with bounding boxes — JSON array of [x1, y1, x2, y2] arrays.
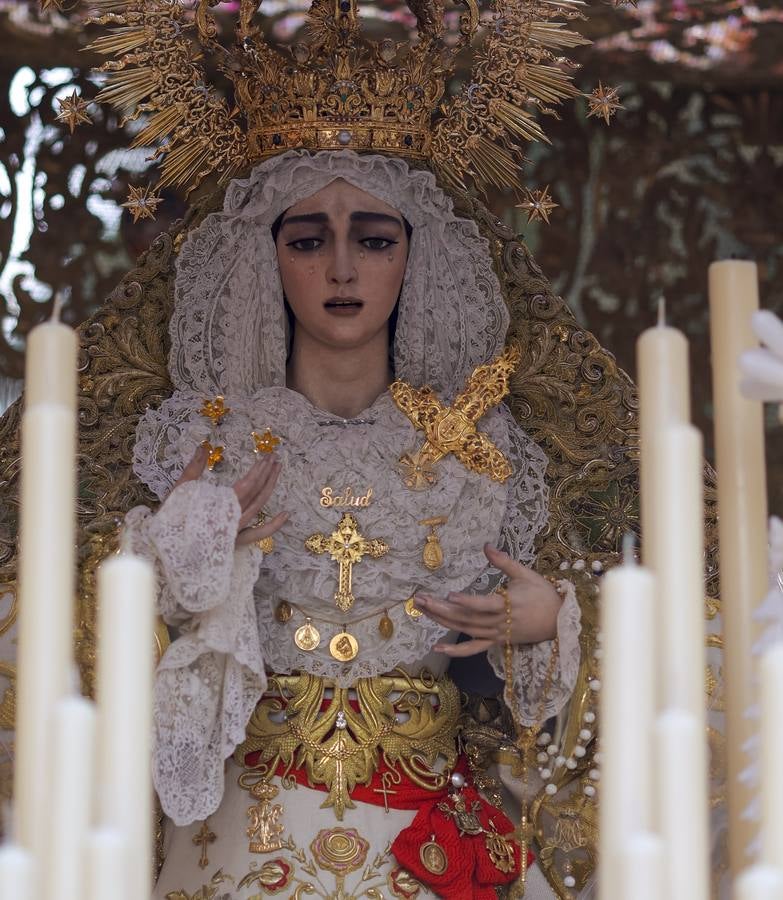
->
[[275, 178, 409, 353]]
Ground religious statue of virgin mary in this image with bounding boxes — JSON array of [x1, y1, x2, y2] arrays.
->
[[0, 0, 671, 896]]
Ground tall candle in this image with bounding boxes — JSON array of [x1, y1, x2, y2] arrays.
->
[[43, 695, 96, 900], [709, 259, 767, 874], [619, 833, 664, 900], [651, 423, 707, 717], [636, 302, 690, 574], [734, 866, 783, 900], [24, 298, 78, 411], [759, 644, 783, 865], [85, 828, 127, 900], [655, 709, 710, 900], [598, 547, 656, 900], [14, 309, 77, 859], [95, 553, 155, 900], [0, 844, 35, 900]]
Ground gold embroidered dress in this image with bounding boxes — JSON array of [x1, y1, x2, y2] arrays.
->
[[123, 151, 582, 899]]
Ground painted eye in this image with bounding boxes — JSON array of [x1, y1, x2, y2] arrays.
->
[[289, 238, 322, 251], [361, 237, 396, 251]]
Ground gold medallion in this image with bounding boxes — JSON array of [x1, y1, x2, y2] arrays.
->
[[257, 536, 275, 554], [420, 516, 447, 571], [405, 596, 423, 619], [378, 611, 394, 639], [419, 836, 447, 875], [329, 631, 359, 662], [294, 618, 321, 652], [274, 600, 293, 623]]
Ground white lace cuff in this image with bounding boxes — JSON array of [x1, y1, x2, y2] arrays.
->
[[123, 484, 268, 825], [488, 579, 581, 726]]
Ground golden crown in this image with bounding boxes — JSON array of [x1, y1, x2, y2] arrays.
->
[[72, 0, 620, 220]]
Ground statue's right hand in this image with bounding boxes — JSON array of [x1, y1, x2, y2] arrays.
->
[[173, 446, 289, 547]]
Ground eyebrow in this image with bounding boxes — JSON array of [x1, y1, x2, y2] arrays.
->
[[280, 211, 403, 229]]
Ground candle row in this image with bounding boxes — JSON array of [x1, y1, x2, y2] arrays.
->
[[1, 309, 155, 900], [601, 260, 772, 899]]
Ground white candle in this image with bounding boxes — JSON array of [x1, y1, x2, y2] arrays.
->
[[709, 259, 768, 875], [619, 832, 664, 900], [655, 709, 710, 900], [95, 553, 155, 900], [13, 403, 77, 856], [734, 865, 783, 900], [24, 297, 78, 411], [0, 844, 35, 900], [43, 695, 96, 900], [760, 644, 783, 865], [598, 548, 656, 900], [636, 302, 690, 574], [85, 828, 127, 900], [652, 423, 707, 718]]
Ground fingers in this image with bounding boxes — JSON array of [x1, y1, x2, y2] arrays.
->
[[416, 592, 505, 638], [235, 457, 281, 526], [173, 445, 208, 489], [236, 511, 290, 547], [433, 638, 494, 658], [483, 544, 532, 581]]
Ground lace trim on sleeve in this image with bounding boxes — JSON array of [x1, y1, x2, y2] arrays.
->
[[487, 580, 581, 726], [123, 481, 268, 825]]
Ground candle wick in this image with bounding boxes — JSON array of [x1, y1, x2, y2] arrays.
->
[[51, 291, 65, 323], [119, 525, 132, 555], [621, 531, 637, 565], [657, 296, 666, 327]]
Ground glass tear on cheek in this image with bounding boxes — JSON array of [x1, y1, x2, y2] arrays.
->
[[308, 266, 315, 275], [387, 255, 394, 262], [359, 251, 366, 259]]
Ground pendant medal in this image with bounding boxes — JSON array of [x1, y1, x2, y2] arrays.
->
[[294, 618, 321, 652], [329, 631, 359, 661]]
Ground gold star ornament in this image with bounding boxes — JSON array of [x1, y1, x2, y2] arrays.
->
[[516, 186, 558, 226], [586, 82, 623, 126], [252, 429, 281, 454], [41, 0, 67, 11], [122, 185, 163, 223], [56, 91, 92, 134], [200, 395, 231, 425], [606, 0, 638, 7]]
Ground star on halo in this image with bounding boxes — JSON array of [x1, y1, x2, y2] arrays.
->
[[56, 91, 92, 134], [40, 0, 67, 11], [605, 0, 638, 7], [516, 186, 558, 225], [586, 82, 623, 125], [121, 185, 164, 223]]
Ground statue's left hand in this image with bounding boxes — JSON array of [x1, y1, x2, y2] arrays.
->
[[416, 544, 562, 658]]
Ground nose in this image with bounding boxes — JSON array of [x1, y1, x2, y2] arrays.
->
[[326, 236, 357, 286]]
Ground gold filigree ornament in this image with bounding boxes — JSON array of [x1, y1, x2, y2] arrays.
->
[[236, 773, 285, 854], [305, 512, 390, 612], [80, 0, 615, 215], [236, 671, 460, 820], [392, 345, 521, 488]]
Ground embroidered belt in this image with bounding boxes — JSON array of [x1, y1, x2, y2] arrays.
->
[[234, 669, 461, 821]]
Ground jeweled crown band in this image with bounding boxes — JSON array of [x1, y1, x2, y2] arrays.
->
[[248, 124, 431, 160]]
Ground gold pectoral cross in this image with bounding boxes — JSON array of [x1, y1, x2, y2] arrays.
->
[[305, 512, 389, 612], [192, 820, 216, 870], [391, 344, 520, 487]]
